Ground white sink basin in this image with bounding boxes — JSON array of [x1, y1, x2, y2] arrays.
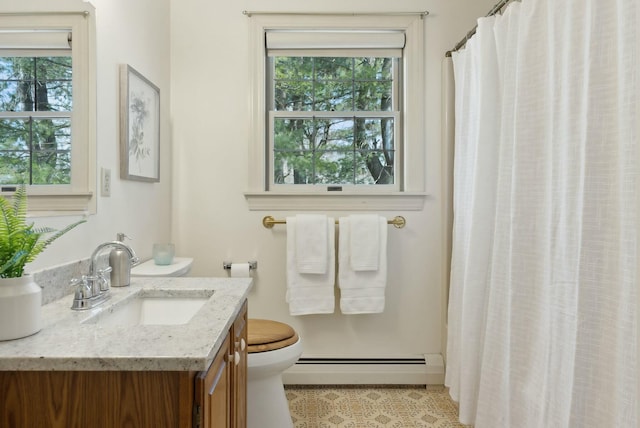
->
[[83, 290, 214, 326]]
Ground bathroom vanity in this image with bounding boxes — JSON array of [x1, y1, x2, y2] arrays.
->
[[0, 277, 252, 428]]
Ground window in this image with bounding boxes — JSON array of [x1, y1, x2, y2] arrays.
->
[[247, 14, 426, 210], [0, 11, 96, 214], [268, 31, 403, 190], [0, 43, 72, 185]]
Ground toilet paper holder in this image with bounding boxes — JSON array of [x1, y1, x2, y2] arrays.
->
[[223, 261, 258, 271]]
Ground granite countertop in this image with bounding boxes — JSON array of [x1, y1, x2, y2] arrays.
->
[[0, 277, 252, 372]]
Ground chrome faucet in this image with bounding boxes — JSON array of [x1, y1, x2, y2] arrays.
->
[[71, 241, 139, 310]]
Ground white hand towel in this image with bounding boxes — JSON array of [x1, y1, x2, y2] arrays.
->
[[295, 214, 328, 274], [349, 214, 380, 271], [286, 216, 335, 315], [338, 216, 387, 314]]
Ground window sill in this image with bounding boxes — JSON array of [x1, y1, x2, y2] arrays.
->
[[244, 192, 427, 211], [24, 192, 94, 217]]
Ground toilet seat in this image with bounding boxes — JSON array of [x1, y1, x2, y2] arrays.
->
[[248, 319, 299, 353]]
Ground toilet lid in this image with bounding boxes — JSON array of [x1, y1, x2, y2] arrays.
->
[[247, 319, 299, 353]]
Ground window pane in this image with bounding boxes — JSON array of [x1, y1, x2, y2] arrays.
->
[[274, 81, 313, 111], [315, 81, 353, 111], [273, 117, 314, 184], [355, 118, 394, 184], [316, 118, 353, 150], [0, 117, 71, 185], [274, 150, 314, 184], [274, 57, 313, 80], [0, 57, 72, 112], [316, 151, 354, 184], [0, 151, 28, 185], [33, 118, 71, 151], [32, 150, 71, 184], [355, 81, 392, 111], [274, 117, 312, 151], [35, 57, 72, 111], [0, 57, 24, 80], [355, 151, 393, 184], [0, 81, 22, 111], [314, 57, 352, 80], [354, 57, 392, 80], [356, 118, 394, 150], [0, 118, 29, 150]]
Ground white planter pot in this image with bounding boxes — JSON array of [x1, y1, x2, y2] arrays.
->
[[0, 275, 42, 341]]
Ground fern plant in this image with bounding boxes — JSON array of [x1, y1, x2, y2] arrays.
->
[[0, 186, 86, 278]]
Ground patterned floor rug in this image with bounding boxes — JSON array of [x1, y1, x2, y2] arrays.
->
[[285, 385, 470, 428]]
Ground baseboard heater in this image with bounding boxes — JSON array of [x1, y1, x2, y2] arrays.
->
[[282, 354, 445, 385], [296, 357, 426, 365]]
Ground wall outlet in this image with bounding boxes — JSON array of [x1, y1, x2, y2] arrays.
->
[[101, 167, 111, 197]]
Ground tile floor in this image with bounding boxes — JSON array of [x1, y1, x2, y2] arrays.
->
[[285, 385, 470, 428]]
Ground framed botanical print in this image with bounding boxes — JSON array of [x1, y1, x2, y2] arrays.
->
[[119, 64, 160, 182]]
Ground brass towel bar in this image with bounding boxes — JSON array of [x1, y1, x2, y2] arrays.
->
[[262, 215, 406, 229]]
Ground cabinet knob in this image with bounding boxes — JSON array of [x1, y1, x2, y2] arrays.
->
[[235, 338, 247, 351], [228, 351, 240, 365]]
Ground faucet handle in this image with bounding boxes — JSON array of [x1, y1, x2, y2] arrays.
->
[[71, 277, 92, 300], [97, 267, 112, 292]]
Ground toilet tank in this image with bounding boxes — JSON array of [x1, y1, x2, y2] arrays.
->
[[131, 257, 193, 277]]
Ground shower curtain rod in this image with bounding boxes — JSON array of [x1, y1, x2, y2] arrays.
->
[[243, 10, 429, 18], [445, 0, 516, 56]]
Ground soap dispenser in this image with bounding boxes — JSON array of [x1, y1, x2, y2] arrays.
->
[[109, 233, 132, 287]]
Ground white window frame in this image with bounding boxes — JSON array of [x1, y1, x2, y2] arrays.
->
[[246, 14, 427, 211], [0, 10, 96, 215]]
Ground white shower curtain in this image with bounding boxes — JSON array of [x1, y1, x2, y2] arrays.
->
[[446, 1, 638, 427]]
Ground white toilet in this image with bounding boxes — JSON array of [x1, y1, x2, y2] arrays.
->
[[247, 319, 303, 428]]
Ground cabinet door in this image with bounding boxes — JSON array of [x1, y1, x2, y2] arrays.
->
[[196, 333, 232, 428], [233, 302, 248, 428]]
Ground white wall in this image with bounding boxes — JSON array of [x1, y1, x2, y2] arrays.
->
[[170, 0, 494, 359], [0, 0, 173, 271]]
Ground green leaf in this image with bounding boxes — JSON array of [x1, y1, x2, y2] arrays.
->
[[0, 184, 86, 278]]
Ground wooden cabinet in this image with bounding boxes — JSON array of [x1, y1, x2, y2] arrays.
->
[[233, 301, 248, 428], [194, 300, 247, 428], [195, 333, 233, 428], [0, 300, 248, 428], [0, 370, 195, 427]]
